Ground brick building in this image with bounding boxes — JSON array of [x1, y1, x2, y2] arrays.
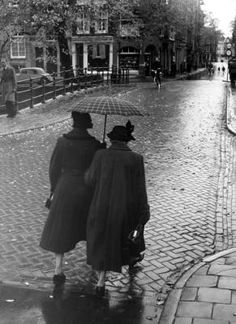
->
[[3, 0, 204, 75]]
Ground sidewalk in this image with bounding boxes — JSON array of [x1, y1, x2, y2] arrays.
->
[[159, 249, 236, 324], [158, 83, 236, 324]]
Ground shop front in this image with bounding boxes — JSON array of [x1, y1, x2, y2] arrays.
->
[[71, 35, 114, 72], [119, 46, 140, 70]]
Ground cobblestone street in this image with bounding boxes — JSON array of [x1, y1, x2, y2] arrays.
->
[[0, 77, 230, 304]]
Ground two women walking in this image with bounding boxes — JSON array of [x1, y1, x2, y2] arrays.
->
[[40, 113, 150, 296]]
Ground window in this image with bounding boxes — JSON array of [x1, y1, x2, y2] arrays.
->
[[95, 10, 108, 34], [169, 27, 175, 41], [119, 19, 139, 37], [76, 11, 90, 34], [10, 36, 26, 58]]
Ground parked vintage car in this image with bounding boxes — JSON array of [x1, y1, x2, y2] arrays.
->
[[16, 67, 53, 88]]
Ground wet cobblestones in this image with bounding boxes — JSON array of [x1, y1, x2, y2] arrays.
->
[[0, 80, 230, 297]]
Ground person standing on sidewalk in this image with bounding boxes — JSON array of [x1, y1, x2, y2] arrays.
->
[[85, 121, 150, 297], [40, 112, 104, 285], [0, 58, 17, 118]]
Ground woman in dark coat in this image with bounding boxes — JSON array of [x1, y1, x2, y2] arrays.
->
[[85, 121, 150, 296], [0, 58, 17, 117], [40, 111, 103, 284]]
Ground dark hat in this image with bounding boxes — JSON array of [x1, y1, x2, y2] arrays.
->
[[71, 111, 92, 129], [107, 120, 135, 142]]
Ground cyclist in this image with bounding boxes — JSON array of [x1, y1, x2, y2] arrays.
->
[[207, 61, 214, 76], [151, 57, 162, 88]]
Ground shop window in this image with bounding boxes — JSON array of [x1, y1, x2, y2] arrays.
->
[[10, 36, 26, 58], [120, 46, 139, 54], [119, 47, 139, 70]]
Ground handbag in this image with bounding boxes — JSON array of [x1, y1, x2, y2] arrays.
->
[[45, 192, 53, 209]]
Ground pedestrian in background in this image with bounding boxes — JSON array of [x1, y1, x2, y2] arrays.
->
[[40, 112, 104, 285], [0, 58, 17, 118], [85, 121, 150, 297]]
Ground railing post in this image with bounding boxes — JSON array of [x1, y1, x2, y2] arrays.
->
[[70, 68, 74, 93], [63, 70, 66, 95], [15, 89, 18, 112], [42, 78, 45, 103], [122, 68, 125, 83], [102, 69, 105, 86], [53, 73, 56, 99], [85, 68, 87, 89], [77, 67, 81, 91], [126, 68, 129, 84], [107, 68, 110, 85], [97, 68, 100, 86], [30, 78, 33, 108]]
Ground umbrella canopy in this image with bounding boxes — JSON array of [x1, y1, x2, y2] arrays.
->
[[70, 95, 148, 142], [70, 95, 147, 116]]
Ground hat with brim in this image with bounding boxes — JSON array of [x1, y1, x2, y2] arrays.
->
[[107, 126, 135, 142]]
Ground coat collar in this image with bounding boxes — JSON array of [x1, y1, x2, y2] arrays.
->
[[109, 141, 131, 151], [63, 128, 94, 140]]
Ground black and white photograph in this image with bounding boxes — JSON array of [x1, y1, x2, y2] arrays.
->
[[0, 0, 236, 323]]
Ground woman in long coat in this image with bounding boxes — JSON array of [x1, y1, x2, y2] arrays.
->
[[40, 111, 103, 284], [85, 121, 150, 296], [0, 59, 17, 117]]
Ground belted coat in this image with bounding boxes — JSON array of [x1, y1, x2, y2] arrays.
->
[[85, 142, 150, 273], [40, 129, 103, 254]]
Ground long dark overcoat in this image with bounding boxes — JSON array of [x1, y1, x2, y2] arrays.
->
[[1, 66, 17, 104], [85, 142, 150, 273], [40, 129, 102, 254]]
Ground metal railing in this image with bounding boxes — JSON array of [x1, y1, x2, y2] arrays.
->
[[0, 66, 129, 114]]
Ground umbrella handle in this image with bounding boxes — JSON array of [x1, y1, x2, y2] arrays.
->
[[102, 114, 107, 143]]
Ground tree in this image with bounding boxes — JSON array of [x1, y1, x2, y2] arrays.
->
[[200, 11, 223, 62], [0, 0, 26, 60], [17, 0, 137, 73], [231, 17, 236, 54]]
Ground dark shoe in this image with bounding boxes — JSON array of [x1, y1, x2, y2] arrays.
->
[[95, 285, 105, 297], [129, 253, 144, 268], [53, 273, 66, 285]]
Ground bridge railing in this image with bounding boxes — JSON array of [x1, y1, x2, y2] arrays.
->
[[0, 66, 129, 114]]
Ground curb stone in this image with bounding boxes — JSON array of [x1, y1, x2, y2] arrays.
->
[[158, 248, 236, 324]]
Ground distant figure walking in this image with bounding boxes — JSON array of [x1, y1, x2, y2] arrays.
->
[[85, 121, 150, 297], [207, 62, 214, 76], [151, 56, 162, 88], [40, 112, 104, 285], [0, 59, 17, 117]]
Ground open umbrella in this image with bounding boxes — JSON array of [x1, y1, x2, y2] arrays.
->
[[70, 95, 148, 142]]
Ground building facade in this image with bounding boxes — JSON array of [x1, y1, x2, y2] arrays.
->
[[3, 0, 204, 75]]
